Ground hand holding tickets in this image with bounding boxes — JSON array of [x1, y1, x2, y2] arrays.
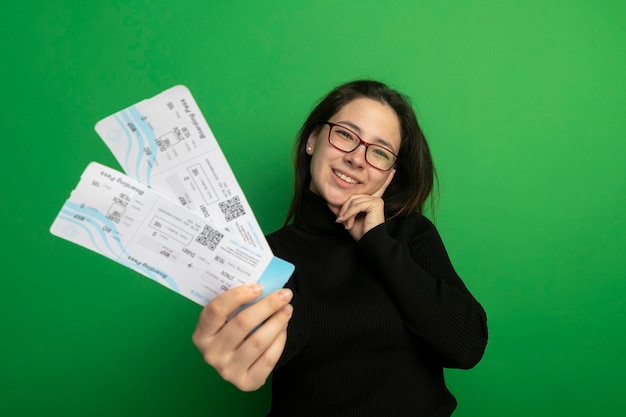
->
[[50, 86, 293, 305]]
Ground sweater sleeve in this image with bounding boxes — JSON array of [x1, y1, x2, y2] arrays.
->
[[357, 216, 488, 369]]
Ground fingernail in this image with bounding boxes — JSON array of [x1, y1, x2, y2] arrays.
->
[[279, 288, 293, 301], [282, 304, 293, 315], [250, 283, 263, 294]]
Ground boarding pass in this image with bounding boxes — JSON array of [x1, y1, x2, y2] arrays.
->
[[94, 85, 270, 255], [50, 162, 294, 306]]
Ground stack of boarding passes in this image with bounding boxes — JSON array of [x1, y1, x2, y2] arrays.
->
[[50, 86, 293, 306]]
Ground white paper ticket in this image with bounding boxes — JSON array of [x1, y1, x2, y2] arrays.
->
[[94, 85, 270, 255], [50, 162, 293, 306]]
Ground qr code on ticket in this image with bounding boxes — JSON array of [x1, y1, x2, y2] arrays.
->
[[219, 196, 246, 222], [196, 224, 224, 251]]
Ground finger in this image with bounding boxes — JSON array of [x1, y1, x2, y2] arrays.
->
[[336, 195, 353, 220], [244, 327, 289, 390], [337, 196, 380, 221], [337, 194, 366, 219], [194, 284, 264, 338], [218, 288, 293, 352], [339, 215, 355, 230], [372, 169, 396, 198], [237, 303, 292, 369], [216, 302, 292, 391]]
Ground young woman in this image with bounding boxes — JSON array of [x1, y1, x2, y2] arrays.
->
[[192, 80, 488, 416]]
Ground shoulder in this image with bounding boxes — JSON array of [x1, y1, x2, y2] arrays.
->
[[360, 212, 443, 256], [386, 212, 439, 241], [266, 224, 303, 259], [266, 224, 296, 243], [383, 213, 453, 259]]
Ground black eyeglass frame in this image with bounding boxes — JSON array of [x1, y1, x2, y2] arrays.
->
[[323, 121, 400, 171]]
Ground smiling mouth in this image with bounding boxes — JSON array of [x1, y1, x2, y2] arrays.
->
[[333, 169, 360, 185]]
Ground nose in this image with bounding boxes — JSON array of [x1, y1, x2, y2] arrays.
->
[[344, 143, 367, 168]]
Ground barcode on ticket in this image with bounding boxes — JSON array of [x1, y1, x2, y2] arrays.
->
[[195, 224, 224, 251], [218, 196, 246, 222]]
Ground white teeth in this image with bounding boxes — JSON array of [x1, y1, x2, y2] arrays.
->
[[333, 170, 359, 184]]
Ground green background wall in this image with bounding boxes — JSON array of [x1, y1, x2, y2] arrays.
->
[[2, 1, 624, 415]]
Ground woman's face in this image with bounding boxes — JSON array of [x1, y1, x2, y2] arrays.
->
[[306, 97, 401, 211]]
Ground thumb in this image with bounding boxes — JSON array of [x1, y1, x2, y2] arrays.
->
[[373, 169, 396, 198]]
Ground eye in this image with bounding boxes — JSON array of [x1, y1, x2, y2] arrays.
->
[[334, 128, 355, 141], [371, 146, 392, 160]]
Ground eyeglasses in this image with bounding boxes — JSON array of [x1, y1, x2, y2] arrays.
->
[[324, 122, 399, 171]]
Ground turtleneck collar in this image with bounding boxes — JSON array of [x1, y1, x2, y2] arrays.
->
[[293, 188, 353, 240]]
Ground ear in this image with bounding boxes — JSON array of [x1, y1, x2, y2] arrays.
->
[[306, 131, 318, 155]]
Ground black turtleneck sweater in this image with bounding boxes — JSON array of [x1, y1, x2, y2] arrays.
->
[[265, 190, 488, 417]]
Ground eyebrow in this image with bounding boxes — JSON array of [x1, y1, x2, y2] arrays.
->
[[334, 120, 397, 152]]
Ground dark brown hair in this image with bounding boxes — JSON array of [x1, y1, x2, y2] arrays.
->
[[285, 80, 437, 224]]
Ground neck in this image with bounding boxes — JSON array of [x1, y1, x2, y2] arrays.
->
[[294, 189, 352, 239]]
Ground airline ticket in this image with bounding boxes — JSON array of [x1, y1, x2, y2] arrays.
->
[[94, 85, 269, 254], [50, 162, 294, 306]]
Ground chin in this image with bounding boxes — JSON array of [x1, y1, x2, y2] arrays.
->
[[320, 189, 350, 211]]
